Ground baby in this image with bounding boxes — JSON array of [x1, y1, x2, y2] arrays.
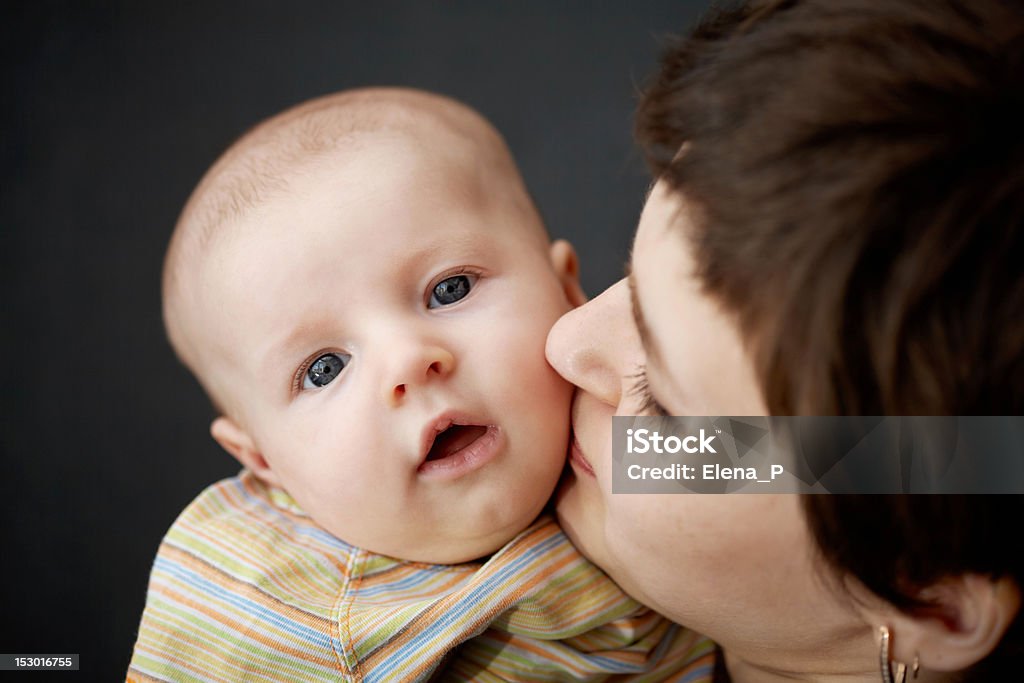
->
[[128, 88, 710, 681]]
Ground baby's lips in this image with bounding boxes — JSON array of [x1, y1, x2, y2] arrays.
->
[[417, 409, 489, 465]]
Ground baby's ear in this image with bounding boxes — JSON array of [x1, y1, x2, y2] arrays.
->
[[549, 239, 587, 308], [210, 416, 281, 487]]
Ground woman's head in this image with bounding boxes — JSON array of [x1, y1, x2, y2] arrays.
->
[[549, 0, 1023, 678], [548, 170, 866, 681], [635, 0, 1024, 416]]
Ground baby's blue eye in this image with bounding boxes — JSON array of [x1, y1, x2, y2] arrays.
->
[[304, 353, 349, 389], [429, 274, 473, 308]]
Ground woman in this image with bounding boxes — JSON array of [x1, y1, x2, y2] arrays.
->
[[547, 0, 1023, 680]]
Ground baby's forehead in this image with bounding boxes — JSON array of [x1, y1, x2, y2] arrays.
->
[[188, 91, 508, 240]]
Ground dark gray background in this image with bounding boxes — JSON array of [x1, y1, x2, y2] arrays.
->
[[2, 1, 704, 679]]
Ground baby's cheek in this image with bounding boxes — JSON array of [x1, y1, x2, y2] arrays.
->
[[489, 311, 556, 374]]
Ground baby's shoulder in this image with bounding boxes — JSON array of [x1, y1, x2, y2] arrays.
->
[[157, 470, 359, 606]]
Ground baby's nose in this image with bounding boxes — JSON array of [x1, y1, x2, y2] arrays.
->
[[384, 343, 455, 407]]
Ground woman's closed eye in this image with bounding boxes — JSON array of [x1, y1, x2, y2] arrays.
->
[[428, 269, 480, 308], [301, 352, 351, 390], [629, 365, 669, 416]]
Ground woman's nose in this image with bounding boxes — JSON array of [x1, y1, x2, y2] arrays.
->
[[384, 342, 456, 407], [545, 278, 637, 407]]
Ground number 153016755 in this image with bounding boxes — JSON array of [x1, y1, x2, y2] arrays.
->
[[1, 654, 79, 671]]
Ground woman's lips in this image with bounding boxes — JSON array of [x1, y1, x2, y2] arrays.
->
[[568, 428, 596, 477], [417, 423, 503, 480]]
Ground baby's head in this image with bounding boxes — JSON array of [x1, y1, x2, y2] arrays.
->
[[164, 88, 585, 563]]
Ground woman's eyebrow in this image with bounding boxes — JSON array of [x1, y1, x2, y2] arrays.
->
[[626, 261, 664, 370], [643, 180, 657, 203]]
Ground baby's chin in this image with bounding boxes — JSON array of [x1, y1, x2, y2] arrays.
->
[[368, 478, 560, 563], [385, 525, 531, 565], [416, 541, 513, 565], [339, 510, 542, 565]]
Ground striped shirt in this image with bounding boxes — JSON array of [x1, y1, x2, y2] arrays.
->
[[128, 471, 714, 682]]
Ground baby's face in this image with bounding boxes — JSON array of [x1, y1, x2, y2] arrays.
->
[[192, 138, 574, 563]]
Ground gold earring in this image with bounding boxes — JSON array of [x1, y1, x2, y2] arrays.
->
[[879, 625, 907, 683], [912, 654, 920, 679]]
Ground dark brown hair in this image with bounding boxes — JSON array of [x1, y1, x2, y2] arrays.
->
[[636, 0, 1024, 677], [637, 0, 1024, 416]]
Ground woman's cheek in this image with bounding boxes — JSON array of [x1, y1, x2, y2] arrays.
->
[[593, 508, 670, 606], [604, 496, 676, 571]]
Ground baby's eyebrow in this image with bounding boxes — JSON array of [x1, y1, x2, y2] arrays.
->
[[260, 322, 324, 377]]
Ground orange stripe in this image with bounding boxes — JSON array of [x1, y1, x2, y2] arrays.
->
[[472, 628, 592, 677], [171, 522, 343, 610], [148, 581, 341, 669], [159, 544, 334, 630]]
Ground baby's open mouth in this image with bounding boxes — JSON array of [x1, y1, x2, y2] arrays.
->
[[424, 424, 489, 462], [417, 419, 503, 479]]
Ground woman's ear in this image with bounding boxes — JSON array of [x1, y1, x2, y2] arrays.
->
[[874, 574, 1020, 673], [549, 239, 587, 308], [210, 416, 281, 487]]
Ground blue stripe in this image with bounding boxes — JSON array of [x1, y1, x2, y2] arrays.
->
[[683, 663, 715, 682], [153, 554, 330, 648], [355, 568, 462, 598]]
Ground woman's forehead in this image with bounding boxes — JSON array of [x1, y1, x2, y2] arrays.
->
[[631, 182, 766, 416]]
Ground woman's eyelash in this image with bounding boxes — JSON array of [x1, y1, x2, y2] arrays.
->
[[629, 365, 669, 416]]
